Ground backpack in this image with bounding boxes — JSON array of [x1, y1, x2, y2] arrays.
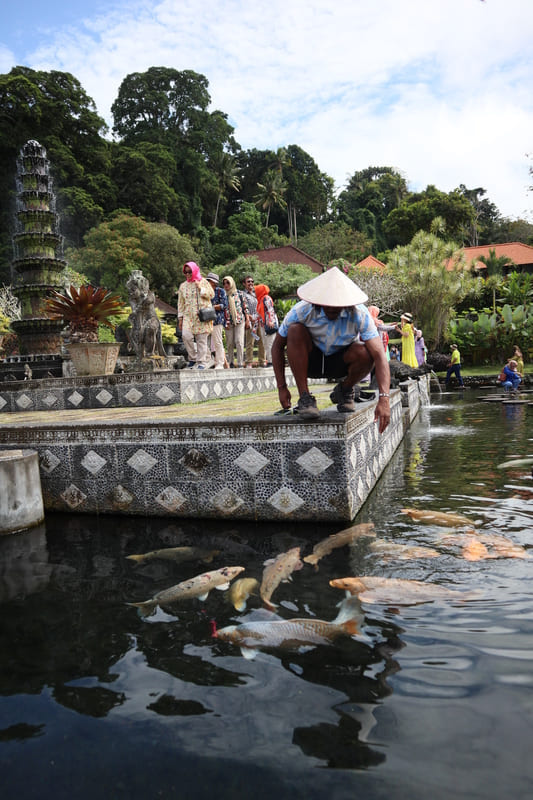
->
[[263, 295, 279, 335]]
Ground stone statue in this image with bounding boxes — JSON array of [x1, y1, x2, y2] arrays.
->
[[125, 270, 166, 359]]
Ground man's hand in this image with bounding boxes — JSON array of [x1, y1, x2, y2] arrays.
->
[[278, 385, 291, 410], [374, 396, 390, 433]]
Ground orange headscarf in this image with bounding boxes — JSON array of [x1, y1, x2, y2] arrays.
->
[[254, 284, 270, 322]]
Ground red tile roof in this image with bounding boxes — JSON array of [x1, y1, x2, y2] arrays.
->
[[243, 245, 324, 274], [355, 255, 387, 271], [449, 242, 533, 270]]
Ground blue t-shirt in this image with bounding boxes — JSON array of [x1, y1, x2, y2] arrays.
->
[[278, 301, 378, 356]]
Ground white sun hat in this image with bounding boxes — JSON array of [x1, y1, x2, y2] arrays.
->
[[297, 267, 368, 307]]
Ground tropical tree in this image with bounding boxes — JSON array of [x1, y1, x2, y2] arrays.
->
[[477, 247, 515, 312], [211, 152, 241, 227], [254, 169, 287, 226], [386, 228, 473, 348], [298, 222, 372, 265], [383, 185, 475, 248]]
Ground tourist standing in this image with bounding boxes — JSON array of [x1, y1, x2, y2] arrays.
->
[[254, 283, 278, 366], [445, 344, 464, 388], [242, 275, 265, 367], [415, 329, 427, 367], [395, 313, 418, 368], [223, 276, 247, 368], [177, 261, 214, 369], [206, 272, 227, 369]]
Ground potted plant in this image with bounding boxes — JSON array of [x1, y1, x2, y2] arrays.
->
[[45, 285, 125, 375]]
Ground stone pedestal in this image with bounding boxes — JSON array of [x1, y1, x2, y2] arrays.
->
[[0, 449, 44, 534]]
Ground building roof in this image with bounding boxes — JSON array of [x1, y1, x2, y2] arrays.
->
[[155, 297, 177, 316], [242, 245, 324, 274], [355, 255, 388, 271], [449, 242, 533, 270]]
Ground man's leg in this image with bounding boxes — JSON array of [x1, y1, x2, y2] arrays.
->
[[286, 323, 313, 396], [330, 343, 374, 412]]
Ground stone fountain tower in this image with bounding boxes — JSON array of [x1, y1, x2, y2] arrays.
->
[[10, 140, 66, 357]]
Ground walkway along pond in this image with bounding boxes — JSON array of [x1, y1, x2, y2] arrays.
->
[[0, 375, 428, 522]]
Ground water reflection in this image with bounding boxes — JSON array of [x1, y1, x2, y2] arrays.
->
[[1, 393, 533, 799]]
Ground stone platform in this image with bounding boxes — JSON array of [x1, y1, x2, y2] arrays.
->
[[0, 376, 427, 523], [0, 366, 293, 413]]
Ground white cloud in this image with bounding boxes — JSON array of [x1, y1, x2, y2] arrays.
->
[[4, 0, 533, 218]]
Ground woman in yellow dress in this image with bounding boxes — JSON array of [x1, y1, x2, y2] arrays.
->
[[395, 312, 418, 368]]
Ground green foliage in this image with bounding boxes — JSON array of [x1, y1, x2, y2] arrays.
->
[[0, 311, 11, 335], [219, 255, 315, 299], [383, 185, 475, 248], [298, 222, 372, 264], [448, 304, 533, 363], [160, 322, 178, 344], [386, 229, 473, 348]]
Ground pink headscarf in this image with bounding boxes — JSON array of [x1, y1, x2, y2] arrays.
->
[[184, 261, 202, 282]]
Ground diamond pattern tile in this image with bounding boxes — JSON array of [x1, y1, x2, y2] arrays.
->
[[127, 449, 157, 475], [234, 446, 270, 476], [16, 394, 32, 410], [125, 388, 143, 404], [81, 450, 107, 475], [61, 484, 87, 509], [40, 449, 61, 474], [296, 446, 333, 476], [268, 487, 305, 514], [0, 396, 7, 410], [68, 390, 84, 407], [155, 385, 175, 403], [109, 485, 135, 509], [212, 487, 245, 514], [155, 486, 187, 512], [42, 393, 58, 408], [96, 389, 113, 406]]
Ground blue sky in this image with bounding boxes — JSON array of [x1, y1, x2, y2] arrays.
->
[[1, 0, 532, 221]]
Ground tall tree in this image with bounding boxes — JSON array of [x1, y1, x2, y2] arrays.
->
[[254, 169, 287, 226], [211, 152, 241, 228], [383, 185, 475, 248], [387, 229, 472, 348]]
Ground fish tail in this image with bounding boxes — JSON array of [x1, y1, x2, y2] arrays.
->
[[126, 554, 145, 563], [333, 595, 363, 627], [262, 598, 277, 611], [126, 599, 156, 615], [340, 619, 360, 636]]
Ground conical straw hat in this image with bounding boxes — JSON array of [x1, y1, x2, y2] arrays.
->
[[297, 266, 368, 307]]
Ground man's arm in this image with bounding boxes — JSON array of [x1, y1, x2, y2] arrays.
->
[[272, 333, 291, 410], [364, 336, 391, 433]]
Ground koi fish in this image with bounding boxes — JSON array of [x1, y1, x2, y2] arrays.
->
[[214, 595, 363, 659], [401, 508, 473, 527], [226, 578, 259, 612], [260, 547, 303, 610], [368, 541, 441, 561], [126, 546, 220, 565], [303, 523, 375, 568], [439, 531, 530, 560], [126, 565, 245, 616], [330, 576, 482, 605]]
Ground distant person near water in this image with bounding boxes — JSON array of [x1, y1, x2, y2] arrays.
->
[[395, 313, 418, 368], [499, 359, 522, 393], [445, 344, 464, 388]]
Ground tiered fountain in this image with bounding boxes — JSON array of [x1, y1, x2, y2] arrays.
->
[[4, 140, 66, 378]]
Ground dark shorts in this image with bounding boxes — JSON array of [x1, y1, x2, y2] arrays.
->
[[307, 344, 351, 380]]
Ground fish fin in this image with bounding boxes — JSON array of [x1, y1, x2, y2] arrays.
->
[[126, 554, 144, 563], [262, 598, 278, 611], [333, 595, 363, 626], [215, 582, 230, 591], [240, 647, 259, 660], [232, 600, 247, 612], [125, 600, 156, 617], [340, 619, 360, 636], [198, 591, 210, 601]]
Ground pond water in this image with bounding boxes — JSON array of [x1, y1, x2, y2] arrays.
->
[[1, 390, 532, 800]]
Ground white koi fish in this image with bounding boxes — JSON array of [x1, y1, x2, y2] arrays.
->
[[260, 547, 303, 610], [126, 546, 220, 565], [330, 576, 482, 605], [214, 596, 363, 659], [127, 566, 245, 616]]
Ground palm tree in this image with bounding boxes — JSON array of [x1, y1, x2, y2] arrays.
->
[[477, 248, 515, 312], [212, 153, 241, 228], [254, 170, 287, 227]]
